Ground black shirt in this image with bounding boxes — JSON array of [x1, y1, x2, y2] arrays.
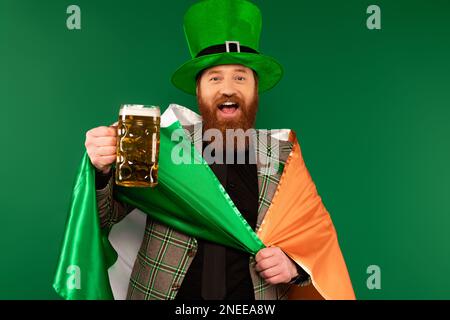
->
[[175, 148, 259, 300]]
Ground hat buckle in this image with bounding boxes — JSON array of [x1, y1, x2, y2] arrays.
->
[[225, 41, 241, 53]]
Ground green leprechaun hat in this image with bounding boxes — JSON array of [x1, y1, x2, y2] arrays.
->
[[171, 0, 284, 95]]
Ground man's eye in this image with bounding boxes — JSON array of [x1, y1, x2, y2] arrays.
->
[[236, 76, 246, 81], [210, 77, 220, 81]]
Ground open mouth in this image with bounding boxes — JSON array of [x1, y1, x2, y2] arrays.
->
[[217, 101, 239, 114]]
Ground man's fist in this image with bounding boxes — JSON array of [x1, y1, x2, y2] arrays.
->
[[255, 247, 298, 285], [85, 124, 117, 174]]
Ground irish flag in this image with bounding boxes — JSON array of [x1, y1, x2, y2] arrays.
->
[[53, 104, 355, 300]]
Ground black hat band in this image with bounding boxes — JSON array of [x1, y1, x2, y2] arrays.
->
[[196, 41, 259, 58]]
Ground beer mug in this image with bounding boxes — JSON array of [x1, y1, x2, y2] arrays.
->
[[115, 104, 160, 187]]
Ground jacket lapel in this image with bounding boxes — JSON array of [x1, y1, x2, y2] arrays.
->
[[254, 130, 293, 231]]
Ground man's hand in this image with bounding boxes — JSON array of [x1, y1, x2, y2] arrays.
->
[[85, 123, 118, 174], [255, 247, 298, 285]]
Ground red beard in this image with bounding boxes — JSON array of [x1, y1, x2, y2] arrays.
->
[[197, 89, 259, 151]]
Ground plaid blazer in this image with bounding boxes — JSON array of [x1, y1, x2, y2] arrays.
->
[[97, 125, 311, 300]]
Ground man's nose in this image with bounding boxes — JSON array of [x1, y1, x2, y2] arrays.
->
[[218, 78, 237, 97]]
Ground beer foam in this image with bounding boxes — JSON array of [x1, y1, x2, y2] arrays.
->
[[119, 104, 160, 117]]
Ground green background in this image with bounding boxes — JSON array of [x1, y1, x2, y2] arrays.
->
[[1, 0, 449, 299]]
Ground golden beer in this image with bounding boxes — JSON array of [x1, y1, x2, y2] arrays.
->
[[115, 105, 160, 187]]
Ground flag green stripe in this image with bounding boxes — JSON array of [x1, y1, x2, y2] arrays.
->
[[54, 120, 264, 300]]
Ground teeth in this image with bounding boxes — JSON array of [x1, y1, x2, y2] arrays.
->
[[218, 101, 238, 110], [219, 102, 238, 108]]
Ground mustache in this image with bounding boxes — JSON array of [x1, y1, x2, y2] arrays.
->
[[214, 95, 244, 108]]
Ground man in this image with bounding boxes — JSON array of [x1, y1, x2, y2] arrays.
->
[[85, 0, 311, 300]]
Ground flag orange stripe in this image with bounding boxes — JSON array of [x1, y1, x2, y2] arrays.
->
[[258, 132, 355, 300]]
